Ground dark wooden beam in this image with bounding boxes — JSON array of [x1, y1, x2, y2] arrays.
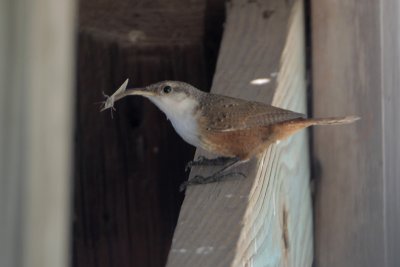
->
[[74, 1, 220, 267]]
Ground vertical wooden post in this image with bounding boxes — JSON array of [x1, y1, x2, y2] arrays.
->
[[0, 0, 75, 266], [381, 2, 400, 265], [312, 0, 400, 266]]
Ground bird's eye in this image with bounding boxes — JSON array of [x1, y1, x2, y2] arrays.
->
[[163, 85, 172, 94]]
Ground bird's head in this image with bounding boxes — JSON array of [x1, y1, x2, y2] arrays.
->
[[127, 81, 202, 110], [128, 80, 194, 99], [101, 80, 203, 116]]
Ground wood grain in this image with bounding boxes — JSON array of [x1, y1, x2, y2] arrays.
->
[[79, 0, 205, 45], [382, 1, 400, 265], [167, 1, 313, 266], [312, 0, 400, 266]]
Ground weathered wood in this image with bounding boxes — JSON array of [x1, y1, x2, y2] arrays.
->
[[167, 1, 313, 266], [79, 0, 205, 45], [312, 0, 400, 266], [74, 1, 218, 267], [381, 2, 400, 265], [0, 0, 75, 266]]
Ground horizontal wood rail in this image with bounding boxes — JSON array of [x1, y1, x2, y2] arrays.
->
[[167, 0, 313, 266]]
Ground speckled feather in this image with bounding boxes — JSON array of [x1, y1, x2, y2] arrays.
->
[[197, 93, 305, 132]]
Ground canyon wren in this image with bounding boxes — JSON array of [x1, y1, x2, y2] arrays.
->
[[101, 79, 359, 188]]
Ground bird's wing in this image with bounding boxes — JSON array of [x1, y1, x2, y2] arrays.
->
[[199, 94, 305, 132]]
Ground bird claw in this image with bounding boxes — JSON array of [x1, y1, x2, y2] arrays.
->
[[179, 172, 246, 191], [233, 172, 246, 178], [179, 175, 211, 191], [185, 156, 207, 172], [179, 181, 189, 192], [196, 156, 207, 161], [185, 156, 234, 172], [185, 161, 193, 172], [192, 174, 216, 184]]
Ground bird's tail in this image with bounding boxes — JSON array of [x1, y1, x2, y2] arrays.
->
[[270, 115, 359, 144], [303, 115, 360, 126]]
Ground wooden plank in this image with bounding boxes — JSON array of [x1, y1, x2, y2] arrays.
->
[[79, 0, 205, 45], [0, 0, 75, 266], [311, 0, 400, 266], [167, 1, 313, 266], [382, 1, 400, 265]]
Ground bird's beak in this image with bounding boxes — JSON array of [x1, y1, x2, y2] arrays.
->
[[112, 87, 156, 103], [123, 87, 156, 98]]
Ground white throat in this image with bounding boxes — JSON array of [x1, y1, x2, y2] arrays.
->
[[148, 94, 201, 147]]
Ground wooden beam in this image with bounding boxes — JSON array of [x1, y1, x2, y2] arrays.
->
[[75, 1, 211, 266], [0, 0, 75, 266], [167, 0, 313, 266], [312, 0, 400, 266], [381, 1, 400, 265]]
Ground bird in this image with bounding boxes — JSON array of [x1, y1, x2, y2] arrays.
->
[[101, 79, 359, 189]]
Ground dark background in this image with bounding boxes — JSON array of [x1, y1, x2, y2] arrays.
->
[[73, 1, 225, 266]]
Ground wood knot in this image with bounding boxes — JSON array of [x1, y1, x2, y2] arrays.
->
[[282, 205, 289, 254]]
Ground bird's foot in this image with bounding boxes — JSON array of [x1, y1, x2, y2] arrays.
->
[[179, 171, 246, 192], [185, 156, 235, 172]]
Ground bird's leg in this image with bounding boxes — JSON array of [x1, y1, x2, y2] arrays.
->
[[185, 156, 235, 172], [180, 157, 247, 191]]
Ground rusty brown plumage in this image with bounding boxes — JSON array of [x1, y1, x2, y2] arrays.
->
[[196, 93, 359, 160]]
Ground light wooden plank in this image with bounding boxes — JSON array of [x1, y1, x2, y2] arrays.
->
[[0, 0, 75, 266], [311, 0, 400, 266], [167, 1, 313, 266]]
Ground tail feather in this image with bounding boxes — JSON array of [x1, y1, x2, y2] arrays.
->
[[271, 115, 359, 143], [305, 115, 360, 126]]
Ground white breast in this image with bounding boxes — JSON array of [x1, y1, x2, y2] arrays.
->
[[149, 95, 201, 148]]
